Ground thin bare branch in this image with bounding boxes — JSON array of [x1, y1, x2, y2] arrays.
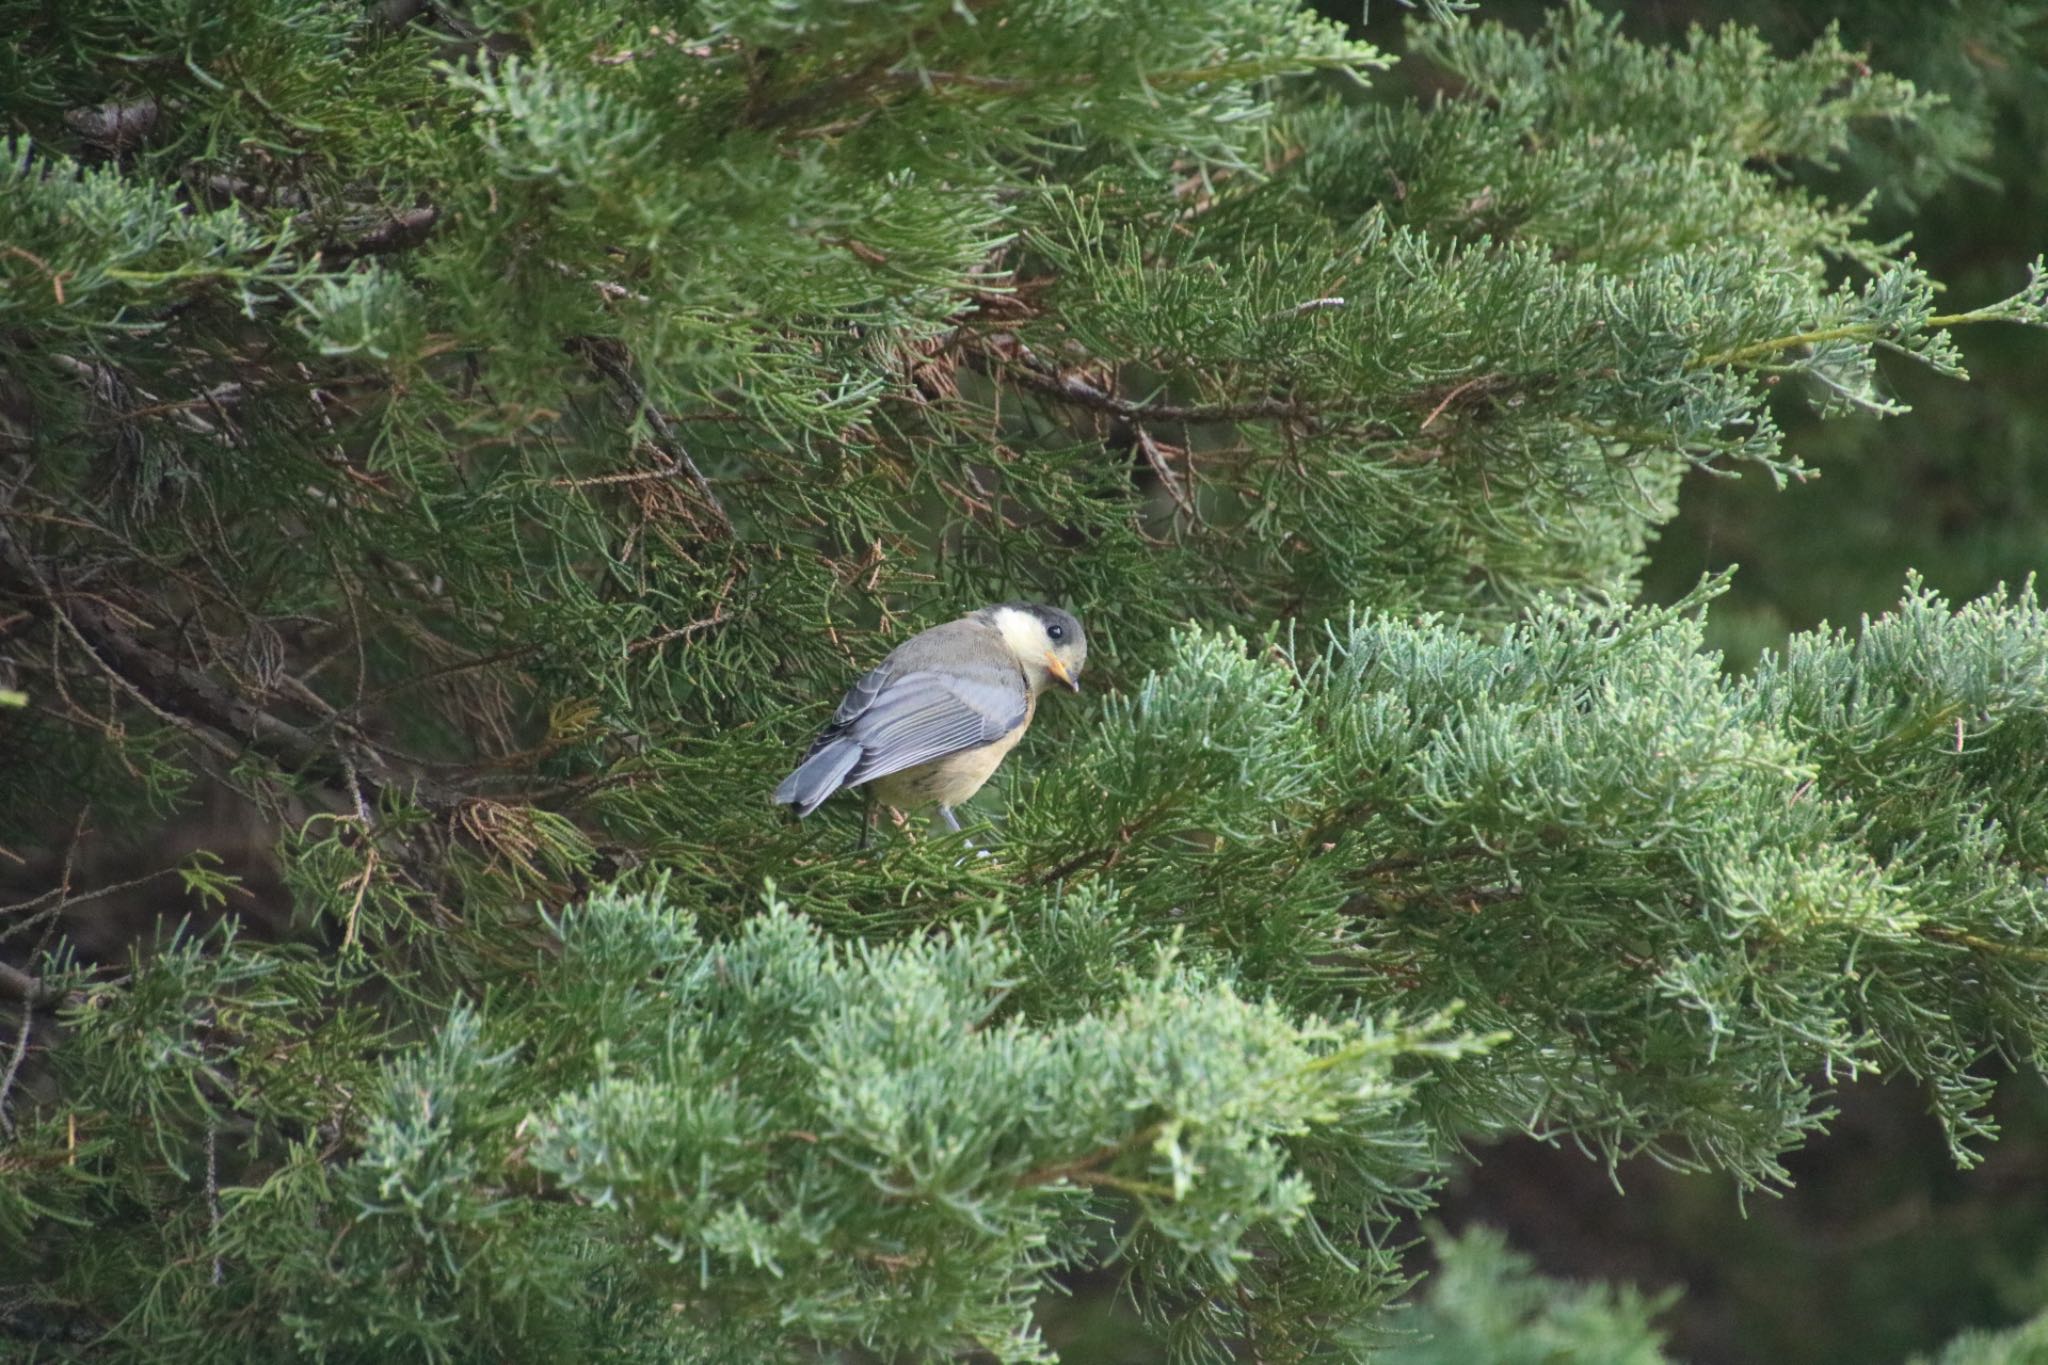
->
[[0, 1000, 31, 1135], [0, 521, 463, 812], [568, 338, 734, 539]]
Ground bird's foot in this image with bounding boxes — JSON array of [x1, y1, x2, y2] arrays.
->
[[937, 807, 995, 862]]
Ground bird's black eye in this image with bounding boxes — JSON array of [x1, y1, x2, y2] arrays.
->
[[1047, 624, 1065, 642]]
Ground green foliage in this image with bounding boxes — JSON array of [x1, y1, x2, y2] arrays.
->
[[1380, 1225, 1677, 1365], [519, 895, 1473, 1362], [1751, 577, 2048, 1151], [1633, 0, 2048, 674], [19, 892, 1476, 1362], [997, 581, 2048, 1183], [4, 0, 2048, 1360], [1913, 1310, 2048, 1365], [1409, 5, 1927, 164], [21, 579, 2048, 1358]]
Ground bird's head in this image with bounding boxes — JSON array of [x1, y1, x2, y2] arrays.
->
[[985, 602, 1087, 695]]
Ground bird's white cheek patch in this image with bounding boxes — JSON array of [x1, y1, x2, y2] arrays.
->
[[989, 606, 1053, 667]]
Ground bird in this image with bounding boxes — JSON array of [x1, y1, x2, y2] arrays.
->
[[773, 602, 1087, 836]]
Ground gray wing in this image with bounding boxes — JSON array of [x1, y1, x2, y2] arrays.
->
[[787, 660, 894, 767], [775, 662, 903, 814], [833, 661, 895, 728], [841, 667, 1028, 788]]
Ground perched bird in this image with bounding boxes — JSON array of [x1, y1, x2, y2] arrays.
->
[[773, 603, 1087, 834]]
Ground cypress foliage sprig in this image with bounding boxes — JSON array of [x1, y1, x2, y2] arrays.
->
[[4, 0, 2048, 1358]]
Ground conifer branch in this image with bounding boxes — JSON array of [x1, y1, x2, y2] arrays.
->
[[7, 2, 2048, 1356], [1917, 924, 2048, 965], [568, 338, 734, 540], [743, 0, 1001, 130], [971, 340, 1323, 426], [1692, 313, 1973, 368], [1694, 277, 2043, 368], [1017, 1120, 1168, 1189], [0, 522, 463, 813], [0, 961, 59, 1009]]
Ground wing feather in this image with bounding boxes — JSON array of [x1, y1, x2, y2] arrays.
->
[[833, 662, 893, 726], [844, 668, 1027, 787]]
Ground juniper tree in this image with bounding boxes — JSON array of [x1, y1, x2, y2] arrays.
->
[[1631, 0, 2048, 671], [3, 1, 2048, 1361]]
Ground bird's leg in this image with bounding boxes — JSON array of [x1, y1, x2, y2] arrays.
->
[[938, 805, 990, 859], [858, 798, 877, 853]]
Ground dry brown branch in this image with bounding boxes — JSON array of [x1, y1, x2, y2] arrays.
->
[[626, 612, 730, 654], [1135, 427, 1196, 519], [568, 338, 734, 539], [0, 521, 463, 813], [0, 1000, 32, 1135], [316, 206, 440, 265], [977, 341, 1318, 425]]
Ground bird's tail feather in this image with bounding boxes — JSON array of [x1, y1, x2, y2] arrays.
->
[[772, 739, 863, 817]]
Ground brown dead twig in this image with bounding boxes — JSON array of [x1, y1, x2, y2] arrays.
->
[[0, 520, 465, 816], [567, 338, 734, 541], [967, 337, 1320, 426]]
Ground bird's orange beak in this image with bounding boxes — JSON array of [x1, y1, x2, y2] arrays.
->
[[1045, 654, 1081, 693]]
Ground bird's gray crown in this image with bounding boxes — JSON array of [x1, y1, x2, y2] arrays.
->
[[989, 601, 1083, 644]]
